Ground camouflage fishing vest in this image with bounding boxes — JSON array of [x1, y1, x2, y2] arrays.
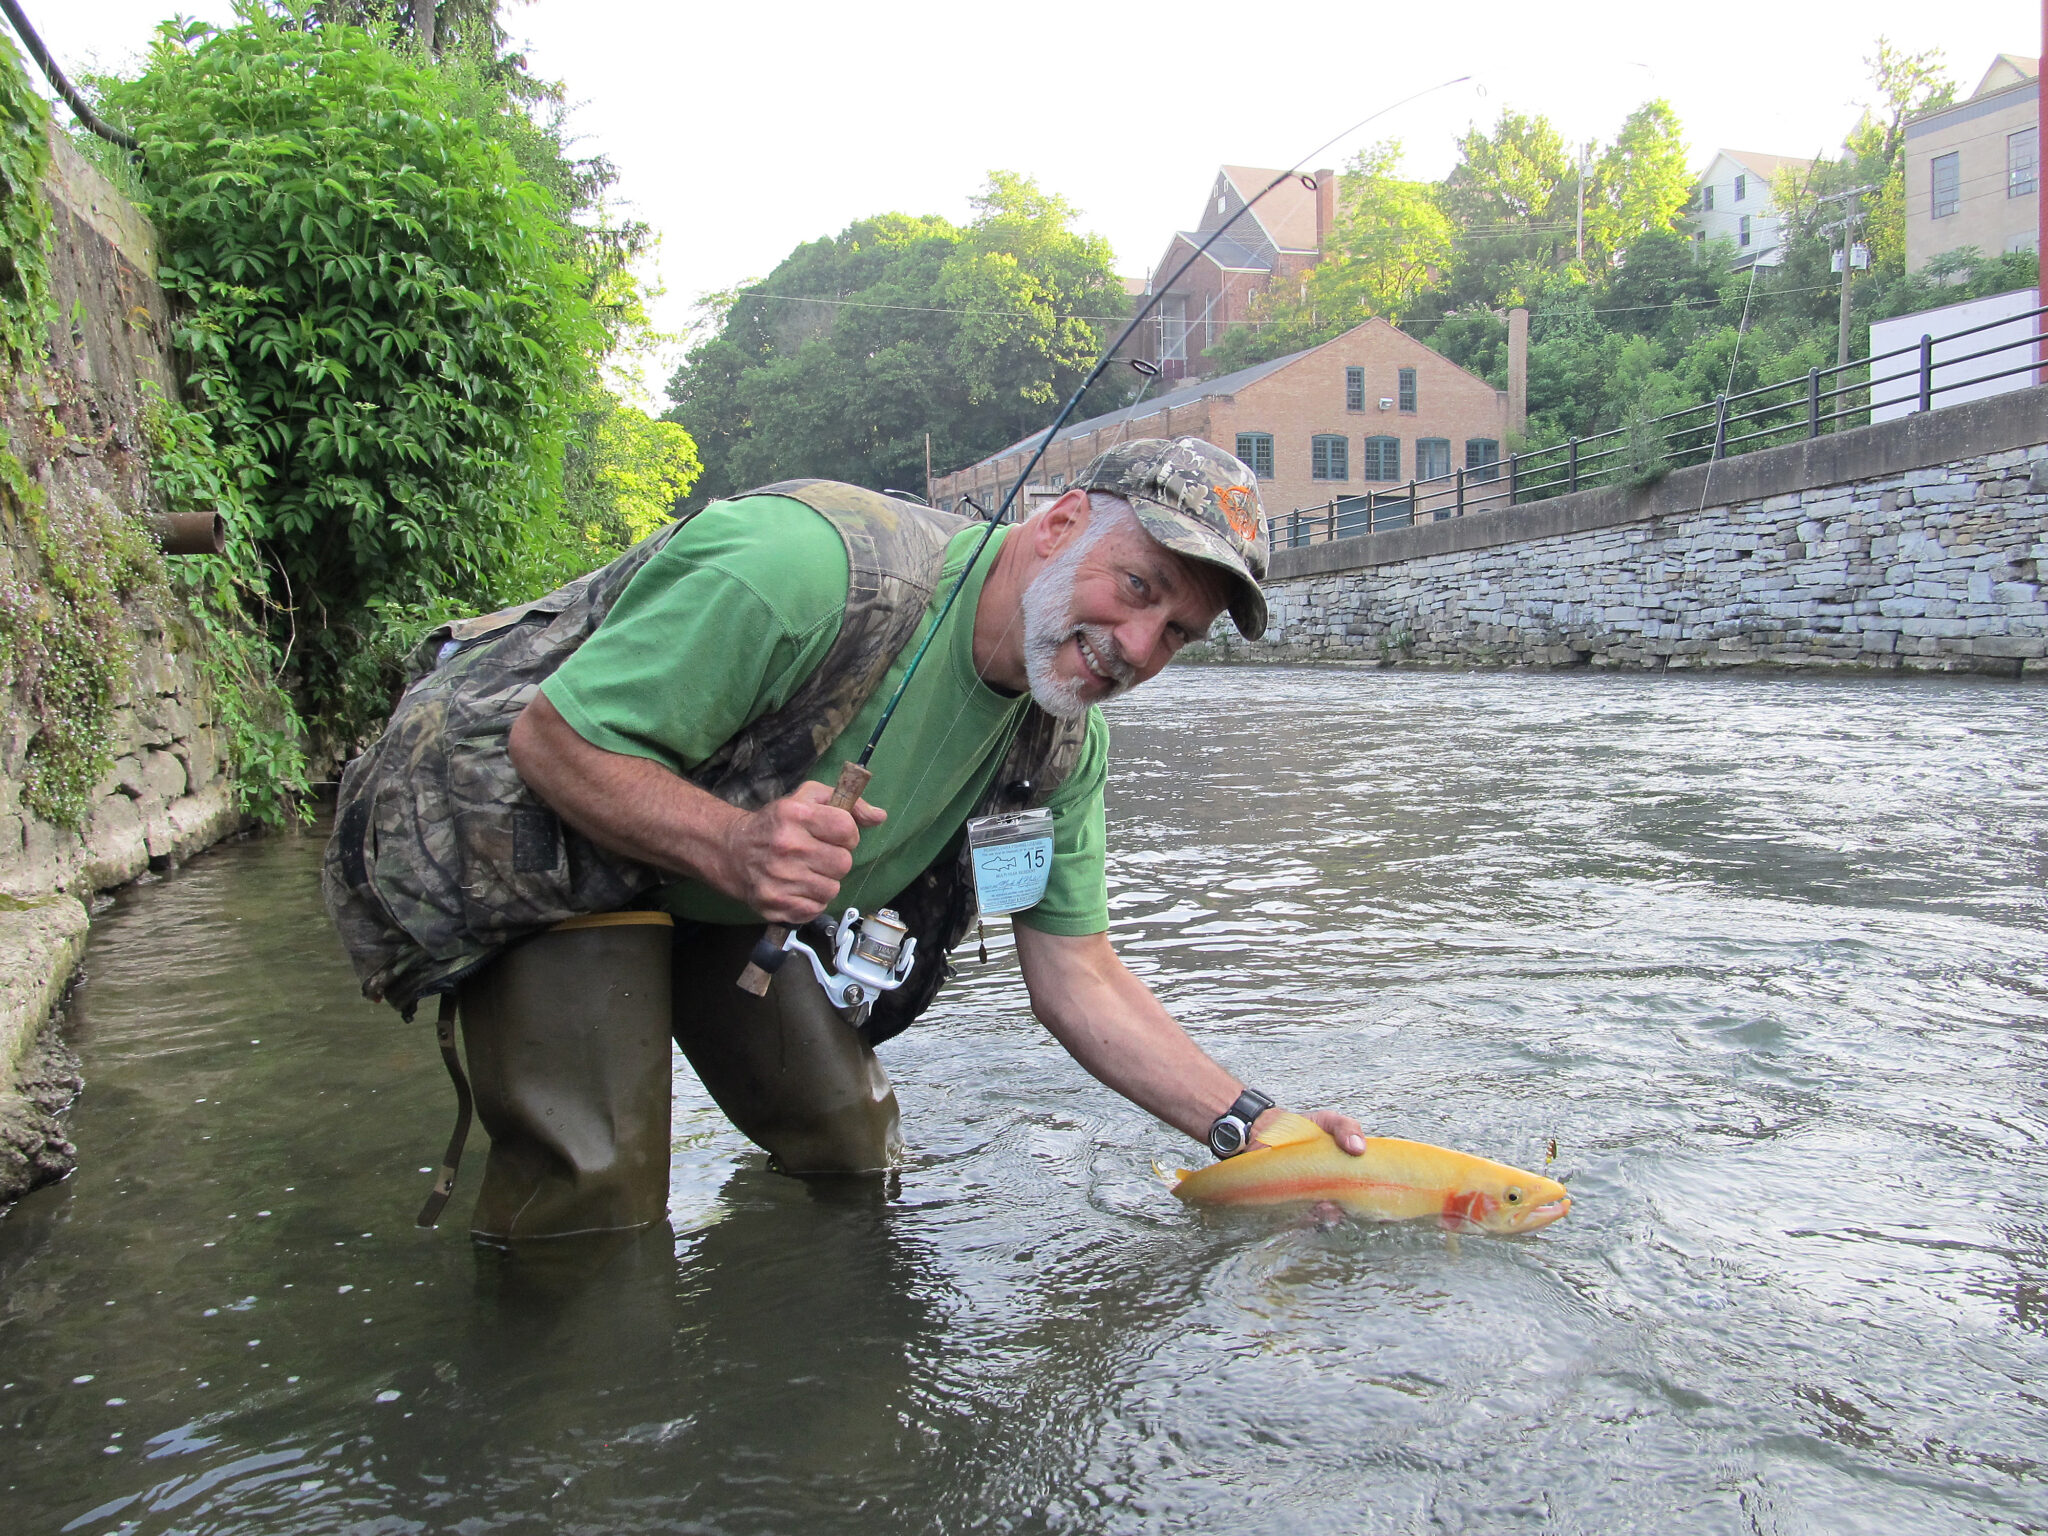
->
[[322, 479, 1085, 1023]]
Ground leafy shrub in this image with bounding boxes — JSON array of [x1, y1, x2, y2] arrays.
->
[[99, 3, 608, 746]]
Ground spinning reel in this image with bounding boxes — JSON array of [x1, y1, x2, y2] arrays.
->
[[780, 907, 917, 1026]]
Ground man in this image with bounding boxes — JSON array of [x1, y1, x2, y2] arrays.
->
[[466, 437, 1364, 1238]]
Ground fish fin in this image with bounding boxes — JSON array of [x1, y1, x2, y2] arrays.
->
[[1152, 1160, 1189, 1187], [1249, 1110, 1324, 1149]]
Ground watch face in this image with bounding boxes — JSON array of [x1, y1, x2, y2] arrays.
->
[[1211, 1118, 1245, 1156]]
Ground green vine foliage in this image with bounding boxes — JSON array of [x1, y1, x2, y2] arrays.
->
[[0, 32, 50, 365], [0, 32, 136, 832], [100, 3, 607, 745], [140, 386, 311, 826]]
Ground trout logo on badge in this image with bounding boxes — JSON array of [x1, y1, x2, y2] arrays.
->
[[1216, 485, 1261, 542]]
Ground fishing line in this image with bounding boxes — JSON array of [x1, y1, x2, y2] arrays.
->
[[858, 81, 1473, 823], [880, 359, 1172, 822], [850, 73, 1476, 777], [738, 74, 1477, 990], [1696, 258, 1761, 515]]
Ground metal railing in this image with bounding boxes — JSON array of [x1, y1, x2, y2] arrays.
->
[[1265, 302, 2048, 550]]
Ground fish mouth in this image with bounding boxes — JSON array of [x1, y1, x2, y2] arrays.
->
[[1514, 1196, 1571, 1232]]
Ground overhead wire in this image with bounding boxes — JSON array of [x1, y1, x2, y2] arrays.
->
[[0, 0, 138, 151]]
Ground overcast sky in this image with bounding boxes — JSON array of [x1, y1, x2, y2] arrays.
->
[[35, 1, 2046, 397]]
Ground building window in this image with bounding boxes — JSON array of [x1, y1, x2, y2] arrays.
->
[[1734, 173, 1747, 202], [1931, 152, 1961, 219], [1397, 368, 1417, 413], [1311, 434, 1348, 481], [1361, 436, 1400, 481], [1465, 438, 1500, 482], [1738, 215, 1751, 247], [1235, 432, 1274, 479], [1416, 439, 1451, 480], [2012, 129, 2039, 198], [1345, 366, 1365, 411], [1701, 184, 1714, 212]]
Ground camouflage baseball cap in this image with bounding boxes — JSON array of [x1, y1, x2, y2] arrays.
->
[[1073, 437, 1270, 639]]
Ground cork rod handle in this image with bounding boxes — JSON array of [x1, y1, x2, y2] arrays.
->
[[735, 760, 874, 995]]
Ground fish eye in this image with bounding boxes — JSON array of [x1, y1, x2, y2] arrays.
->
[[1505, 1188, 1522, 1204]]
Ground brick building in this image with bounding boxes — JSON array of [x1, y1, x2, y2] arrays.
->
[[932, 316, 1526, 531], [1134, 166, 1336, 383]]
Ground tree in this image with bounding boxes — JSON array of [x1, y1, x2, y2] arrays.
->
[[667, 175, 1126, 504], [1582, 101, 1694, 265], [1851, 37, 1959, 169], [96, 2, 683, 744]]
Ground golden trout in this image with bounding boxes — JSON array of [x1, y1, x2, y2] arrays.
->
[[1172, 1112, 1570, 1235]]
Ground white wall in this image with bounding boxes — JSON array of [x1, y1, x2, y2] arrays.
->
[[1871, 287, 2043, 423]]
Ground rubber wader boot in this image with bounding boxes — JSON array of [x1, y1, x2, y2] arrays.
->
[[670, 922, 904, 1174], [460, 912, 675, 1242]]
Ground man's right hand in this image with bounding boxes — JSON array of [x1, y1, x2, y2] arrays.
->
[[711, 780, 888, 926], [507, 695, 886, 925]]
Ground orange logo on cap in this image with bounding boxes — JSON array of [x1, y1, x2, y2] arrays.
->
[[1215, 485, 1260, 542]]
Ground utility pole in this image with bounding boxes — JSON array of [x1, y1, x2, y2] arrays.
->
[[1575, 141, 1591, 264], [1816, 184, 1878, 370], [1835, 208, 1857, 369]]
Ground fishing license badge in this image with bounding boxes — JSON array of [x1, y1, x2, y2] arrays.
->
[[965, 809, 1054, 917]]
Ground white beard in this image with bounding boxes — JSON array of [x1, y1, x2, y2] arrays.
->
[[1020, 527, 1136, 718]]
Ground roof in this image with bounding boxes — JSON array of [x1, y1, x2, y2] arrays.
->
[[1905, 71, 2040, 138], [1163, 228, 1272, 273], [959, 318, 1500, 474], [1974, 53, 2038, 99], [1220, 165, 1320, 252], [1710, 150, 1818, 184], [974, 346, 1323, 466]]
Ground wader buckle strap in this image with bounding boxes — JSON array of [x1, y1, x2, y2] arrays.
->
[[415, 993, 473, 1228]]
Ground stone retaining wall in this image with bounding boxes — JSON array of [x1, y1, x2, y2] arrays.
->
[[0, 131, 245, 1205], [1217, 385, 2048, 676]]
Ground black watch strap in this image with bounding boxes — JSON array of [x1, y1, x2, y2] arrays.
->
[[1207, 1088, 1275, 1158]]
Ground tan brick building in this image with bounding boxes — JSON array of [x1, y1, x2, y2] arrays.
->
[[932, 317, 1523, 534], [1905, 54, 2040, 271]]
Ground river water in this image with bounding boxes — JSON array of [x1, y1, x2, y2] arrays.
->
[[3, 667, 2047, 1534]]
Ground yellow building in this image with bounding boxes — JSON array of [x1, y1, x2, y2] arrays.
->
[[1905, 54, 2040, 271]]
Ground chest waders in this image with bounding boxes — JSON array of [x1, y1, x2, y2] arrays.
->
[[324, 481, 1085, 1240]]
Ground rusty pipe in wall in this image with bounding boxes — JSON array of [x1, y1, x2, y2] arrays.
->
[[154, 512, 225, 556]]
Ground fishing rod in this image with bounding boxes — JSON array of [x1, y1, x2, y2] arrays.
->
[[738, 76, 1474, 994]]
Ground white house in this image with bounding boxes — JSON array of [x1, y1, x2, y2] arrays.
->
[[1688, 150, 1816, 268]]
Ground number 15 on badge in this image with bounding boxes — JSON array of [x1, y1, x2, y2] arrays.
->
[[966, 809, 1054, 916]]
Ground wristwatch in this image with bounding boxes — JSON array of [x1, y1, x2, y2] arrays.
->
[[1207, 1088, 1275, 1158]]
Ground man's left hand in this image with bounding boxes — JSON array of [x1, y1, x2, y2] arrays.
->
[[1250, 1107, 1368, 1156]]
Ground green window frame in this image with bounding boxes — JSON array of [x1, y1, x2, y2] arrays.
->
[[1235, 432, 1274, 479], [1416, 438, 1451, 480], [1397, 368, 1417, 413], [1345, 366, 1365, 411], [1362, 436, 1400, 481], [1465, 438, 1500, 482], [1310, 434, 1349, 481]]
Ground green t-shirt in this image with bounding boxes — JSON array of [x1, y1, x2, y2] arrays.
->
[[540, 494, 1110, 935]]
